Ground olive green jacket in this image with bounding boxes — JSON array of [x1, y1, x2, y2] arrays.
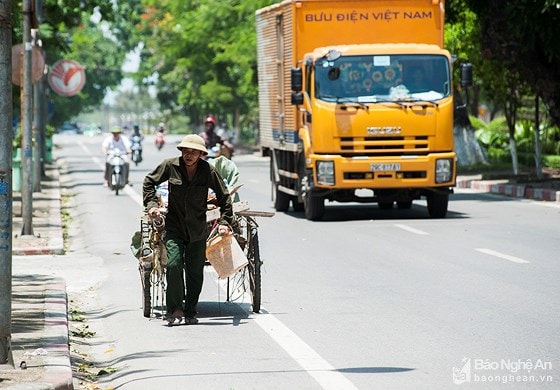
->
[[143, 157, 234, 242]]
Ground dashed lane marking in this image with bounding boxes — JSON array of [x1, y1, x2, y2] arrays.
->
[[475, 248, 530, 264], [394, 223, 429, 235]]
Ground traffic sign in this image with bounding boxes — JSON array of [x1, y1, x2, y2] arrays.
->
[[11, 44, 45, 85], [48, 59, 86, 97]]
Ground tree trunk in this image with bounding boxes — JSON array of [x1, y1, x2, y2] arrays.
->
[[453, 91, 489, 167], [0, 0, 14, 367], [534, 95, 542, 179], [509, 136, 519, 175]]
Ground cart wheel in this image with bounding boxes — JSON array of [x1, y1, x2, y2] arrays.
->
[[248, 227, 261, 313], [140, 264, 152, 318]]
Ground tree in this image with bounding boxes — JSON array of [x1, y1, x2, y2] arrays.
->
[[466, 0, 560, 127], [134, 0, 274, 132], [445, 1, 489, 166]]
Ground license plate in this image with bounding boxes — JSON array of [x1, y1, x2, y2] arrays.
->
[[370, 163, 401, 172]]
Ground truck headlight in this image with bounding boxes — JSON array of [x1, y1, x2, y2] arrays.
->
[[435, 158, 453, 183], [316, 161, 335, 185]]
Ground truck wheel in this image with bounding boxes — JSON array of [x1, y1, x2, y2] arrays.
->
[[271, 156, 290, 211], [427, 192, 449, 218], [292, 196, 304, 212], [378, 201, 393, 210], [274, 184, 290, 211], [397, 200, 413, 209], [304, 193, 324, 221]]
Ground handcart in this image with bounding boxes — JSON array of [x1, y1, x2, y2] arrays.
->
[[133, 197, 274, 318]]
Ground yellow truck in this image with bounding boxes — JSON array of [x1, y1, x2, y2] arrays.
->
[[256, 0, 472, 220]]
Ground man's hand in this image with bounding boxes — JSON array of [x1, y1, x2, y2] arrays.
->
[[218, 224, 230, 236], [148, 207, 161, 220]]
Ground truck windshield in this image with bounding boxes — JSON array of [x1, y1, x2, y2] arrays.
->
[[315, 54, 450, 103]]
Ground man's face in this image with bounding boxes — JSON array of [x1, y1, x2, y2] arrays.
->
[[204, 122, 214, 132], [181, 148, 202, 166], [112, 132, 120, 140]]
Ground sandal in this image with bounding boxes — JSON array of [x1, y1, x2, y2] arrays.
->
[[165, 309, 184, 325], [184, 317, 198, 325]]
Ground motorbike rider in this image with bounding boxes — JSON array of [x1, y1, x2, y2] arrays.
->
[[102, 126, 132, 187], [198, 115, 234, 159], [131, 125, 144, 161], [155, 122, 166, 149]]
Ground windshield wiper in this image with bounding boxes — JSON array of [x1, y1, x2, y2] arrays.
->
[[320, 95, 369, 112], [339, 102, 369, 112], [397, 98, 439, 108], [366, 99, 408, 109]]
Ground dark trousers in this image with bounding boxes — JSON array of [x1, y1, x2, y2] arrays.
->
[[104, 162, 129, 184], [165, 231, 206, 317]]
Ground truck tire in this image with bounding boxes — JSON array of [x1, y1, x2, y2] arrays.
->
[[292, 196, 304, 212], [427, 191, 449, 218], [304, 193, 324, 221], [397, 200, 413, 209], [274, 184, 290, 211], [271, 156, 290, 211], [378, 201, 393, 209]]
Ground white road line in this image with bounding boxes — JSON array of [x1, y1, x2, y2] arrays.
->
[[252, 313, 359, 390], [93, 134, 355, 389], [475, 248, 531, 264], [205, 270, 358, 390], [394, 223, 429, 235]]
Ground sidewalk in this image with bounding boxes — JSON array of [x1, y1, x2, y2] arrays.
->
[[2, 163, 71, 390], [2, 162, 559, 389]]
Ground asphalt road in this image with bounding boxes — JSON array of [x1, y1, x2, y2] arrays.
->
[[53, 133, 560, 389]]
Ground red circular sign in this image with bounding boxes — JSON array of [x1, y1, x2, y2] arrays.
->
[[48, 59, 86, 97]]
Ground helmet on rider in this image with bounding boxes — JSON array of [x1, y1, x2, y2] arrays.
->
[[110, 126, 122, 134], [205, 116, 216, 125]]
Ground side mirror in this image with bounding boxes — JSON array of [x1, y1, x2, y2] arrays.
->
[[291, 67, 302, 92], [291, 92, 303, 105], [460, 63, 473, 88]]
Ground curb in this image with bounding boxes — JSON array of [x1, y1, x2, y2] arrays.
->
[[456, 178, 560, 203], [40, 280, 73, 390], [7, 279, 72, 390]]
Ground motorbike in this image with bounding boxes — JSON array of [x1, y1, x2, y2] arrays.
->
[[155, 131, 165, 150], [131, 136, 143, 165], [107, 149, 127, 195]]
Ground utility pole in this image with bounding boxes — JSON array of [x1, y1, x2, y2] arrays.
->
[[32, 2, 44, 190], [21, 0, 34, 235], [32, 28, 42, 192], [0, 0, 14, 366]]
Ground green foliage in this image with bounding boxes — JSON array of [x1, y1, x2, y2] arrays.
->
[[11, 0, 129, 128], [465, 1, 560, 127], [134, 0, 275, 128], [470, 115, 508, 148], [48, 13, 127, 127], [445, 2, 481, 87], [544, 155, 560, 169]]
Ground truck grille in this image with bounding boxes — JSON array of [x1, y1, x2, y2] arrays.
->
[[339, 136, 429, 155]]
